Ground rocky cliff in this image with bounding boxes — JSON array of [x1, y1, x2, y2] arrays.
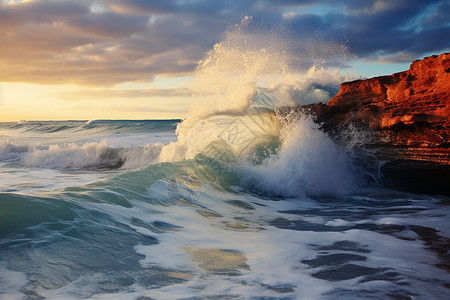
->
[[278, 53, 450, 195], [323, 53, 450, 147]]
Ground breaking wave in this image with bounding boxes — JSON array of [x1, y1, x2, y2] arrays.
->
[[159, 17, 360, 196], [0, 139, 164, 170]]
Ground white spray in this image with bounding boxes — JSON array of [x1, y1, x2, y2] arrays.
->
[[159, 17, 358, 195]]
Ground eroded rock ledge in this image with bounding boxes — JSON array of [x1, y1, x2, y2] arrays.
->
[[278, 53, 450, 195]]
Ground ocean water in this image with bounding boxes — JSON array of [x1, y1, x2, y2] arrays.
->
[[1, 20, 450, 300], [1, 117, 449, 300]]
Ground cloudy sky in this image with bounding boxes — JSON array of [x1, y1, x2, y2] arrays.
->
[[0, 0, 449, 121]]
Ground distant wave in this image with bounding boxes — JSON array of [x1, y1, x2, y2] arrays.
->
[[0, 119, 181, 135], [0, 139, 164, 170]]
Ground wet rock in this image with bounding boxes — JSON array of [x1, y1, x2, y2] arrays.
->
[[277, 53, 450, 195]]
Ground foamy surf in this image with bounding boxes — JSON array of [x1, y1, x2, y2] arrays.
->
[[1, 140, 163, 170], [240, 116, 356, 196], [1, 18, 449, 300]]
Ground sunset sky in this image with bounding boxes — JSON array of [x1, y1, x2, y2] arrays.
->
[[0, 0, 449, 121]]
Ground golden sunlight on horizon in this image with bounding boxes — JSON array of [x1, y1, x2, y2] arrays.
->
[[0, 79, 191, 122]]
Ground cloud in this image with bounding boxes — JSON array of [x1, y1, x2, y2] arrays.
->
[[53, 87, 190, 101], [422, 1, 450, 29], [329, 0, 450, 61], [0, 0, 88, 32], [106, 0, 176, 15], [0, 0, 448, 86], [65, 12, 149, 39]]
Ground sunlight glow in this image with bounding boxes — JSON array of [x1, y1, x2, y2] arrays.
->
[[0, 83, 189, 122]]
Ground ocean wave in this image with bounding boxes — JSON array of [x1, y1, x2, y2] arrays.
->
[[156, 19, 362, 197], [0, 140, 30, 160], [0, 139, 164, 170], [240, 116, 356, 196], [1, 18, 448, 300], [0, 119, 180, 135]]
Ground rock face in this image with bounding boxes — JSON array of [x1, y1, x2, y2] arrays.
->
[[278, 53, 450, 195], [323, 53, 450, 147]]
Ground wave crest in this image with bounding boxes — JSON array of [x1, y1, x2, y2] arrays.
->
[[157, 19, 360, 196], [240, 117, 356, 196], [0, 140, 163, 170]]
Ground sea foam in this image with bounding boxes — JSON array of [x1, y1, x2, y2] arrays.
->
[[159, 17, 358, 196], [0, 139, 164, 170], [241, 116, 356, 196]]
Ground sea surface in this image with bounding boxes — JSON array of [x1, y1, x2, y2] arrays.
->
[[0, 118, 449, 300], [1, 20, 449, 300]]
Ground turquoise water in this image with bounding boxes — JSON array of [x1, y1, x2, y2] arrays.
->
[[0, 119, 449, 299], [3, 17, 448, 299]]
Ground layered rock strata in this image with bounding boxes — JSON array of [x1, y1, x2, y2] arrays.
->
[[278, 53, 450, 195]]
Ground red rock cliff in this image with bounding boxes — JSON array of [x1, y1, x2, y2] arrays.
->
[[275, 53, 450, 194], [323, 53, 450, 147]]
